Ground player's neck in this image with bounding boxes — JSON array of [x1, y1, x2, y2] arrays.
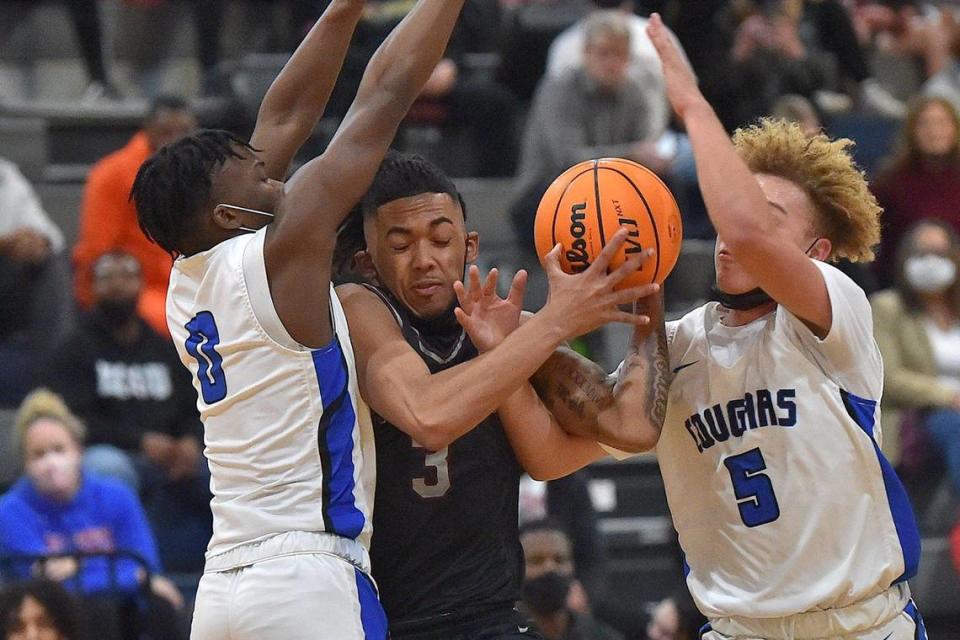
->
[[719, 300, 777, 327]]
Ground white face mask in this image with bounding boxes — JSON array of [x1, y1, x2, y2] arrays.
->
[[26, 450, 81, 500], [905, 254, 957, 293], [218, 203, 275, 233]]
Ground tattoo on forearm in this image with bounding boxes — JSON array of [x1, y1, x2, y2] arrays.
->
[[532, 353, 614, 439], [617, 324, 671, 433]]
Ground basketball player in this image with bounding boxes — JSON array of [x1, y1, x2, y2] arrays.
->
[[130, 2, 469, 638], [333, 152, 656, 639], [458, 13, 927, 640]]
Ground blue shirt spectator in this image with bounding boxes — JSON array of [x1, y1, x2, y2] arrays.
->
[[0, 471, 160, 595]]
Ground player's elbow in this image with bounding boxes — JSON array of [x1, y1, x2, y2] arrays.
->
[[604, 420, 660, 454], [407, 413, 458, 453]]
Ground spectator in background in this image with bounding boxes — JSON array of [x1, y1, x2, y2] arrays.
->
[[644, 592, 706, 640], [0, 390, 183, 640], [519, 520, 624, 640], [710, 0, 836, 130], [924, 5, 960, 111], [43, 251, 210, 573], [873, 96, 960, 286], [72, 96, 197, 336], [872, 219, 960, 485], [0, 580, 82, 640], [497, 0, 589, 101], [510, 10, 660, 252], [546, 0, 692, 142], [770, 94, 823, 136], [0, 158, 72, 408]]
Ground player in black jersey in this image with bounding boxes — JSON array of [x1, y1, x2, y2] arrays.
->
[[334, 152, 659, 639]]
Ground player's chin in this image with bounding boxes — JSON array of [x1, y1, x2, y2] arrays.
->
[[715, 268, 756, 295]]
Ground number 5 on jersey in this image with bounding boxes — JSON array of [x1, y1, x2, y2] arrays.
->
[[185, 311, 227, 404], [724, 447, 780, 528]]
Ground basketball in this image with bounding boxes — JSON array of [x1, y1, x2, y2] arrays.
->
[[533, 158, 683, 289]]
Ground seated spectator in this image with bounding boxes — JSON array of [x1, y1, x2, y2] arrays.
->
[[0, 157, 72, 408], [43, 251, 210, 573], [645, 592, 706, 640], [72, 96, 197, 336], [520, 519, 623, 640], [871, 219, 960, 479], [0, 580, 81, 640], [709, 0, 836, 130], [0, 390, 184, 640], [510, 10, 660, 252], [873, 96, 960, 286], [546, 0, 691, 141], [924, 9, 960, 111]]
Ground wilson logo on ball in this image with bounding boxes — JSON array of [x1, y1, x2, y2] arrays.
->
[[566, 202, 591, 273], [534, 158, 683, 289]]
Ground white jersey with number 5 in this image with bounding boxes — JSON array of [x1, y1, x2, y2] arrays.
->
[[166, 229, 375, 568], [658, 260, 920, 619]]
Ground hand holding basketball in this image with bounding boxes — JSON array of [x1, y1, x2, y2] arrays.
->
[[540, 228, 661, 339], [647, 13, 705, 119]]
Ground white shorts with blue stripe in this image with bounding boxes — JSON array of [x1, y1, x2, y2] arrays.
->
[[190, 531, 386, 640], [699, 585, 927, 640]]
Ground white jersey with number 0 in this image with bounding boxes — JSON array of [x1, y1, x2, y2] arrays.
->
[[658, 260, 920, 619], [166, 229, 375, 567]]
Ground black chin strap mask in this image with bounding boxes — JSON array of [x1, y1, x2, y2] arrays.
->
[[711, 238, 820, 311], [709, 285, 773, 311]]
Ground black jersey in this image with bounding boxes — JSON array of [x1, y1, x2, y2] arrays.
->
[[363, 284, 524, 631]]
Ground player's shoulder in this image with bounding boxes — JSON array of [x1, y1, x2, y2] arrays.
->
[[812, 260, 870, 305], [335, 283, 402, 334], [668, 303, 710, 343], [335, 282, 374, 304]]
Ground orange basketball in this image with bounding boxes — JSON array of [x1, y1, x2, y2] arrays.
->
[[533, 158, 683, 289]]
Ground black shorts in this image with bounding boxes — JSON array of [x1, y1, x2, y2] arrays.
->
[[390, 606, 542, 640]]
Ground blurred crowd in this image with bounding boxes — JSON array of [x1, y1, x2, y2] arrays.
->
[[4, 0, 960, 637]]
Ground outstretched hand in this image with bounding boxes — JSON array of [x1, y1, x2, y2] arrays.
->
[[454, 266, 528, 353], [647, 13, 706, 120]]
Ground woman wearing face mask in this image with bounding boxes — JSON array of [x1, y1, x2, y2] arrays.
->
[[871, 219, 960, 486], [0, 389, 185, 640], [873, 97, 960, 286]]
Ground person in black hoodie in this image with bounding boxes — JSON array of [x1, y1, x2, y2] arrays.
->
[[42, 250, 211, 572]]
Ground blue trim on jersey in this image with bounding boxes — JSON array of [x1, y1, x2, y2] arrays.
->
[[680, 547, 691, 578], [312, 341, 365, 540], [355, 568, 388, 639], [839, 390, 921, 583], [904, 600, 928, 640], [699, 622, 712, 638]]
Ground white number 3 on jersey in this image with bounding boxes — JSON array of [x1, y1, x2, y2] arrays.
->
[[412, 442, 451, 499]]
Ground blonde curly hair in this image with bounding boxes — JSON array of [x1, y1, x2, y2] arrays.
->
[[733, 118, 882, 263], [14, 389, 86, 451]]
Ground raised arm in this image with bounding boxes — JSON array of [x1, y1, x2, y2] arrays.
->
[[277, 0, 467, 241], [249, 0, 366, 180], [262, 0, 467, 348], [647, 13, 832, 335]]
